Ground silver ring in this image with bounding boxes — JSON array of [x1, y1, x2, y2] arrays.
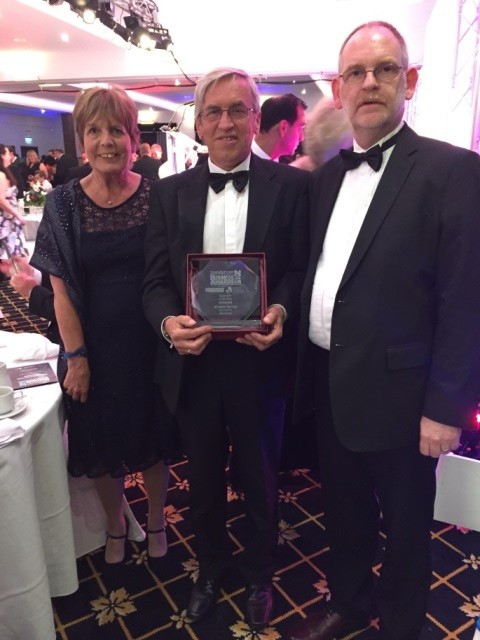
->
[[440, 446, 450, 453]]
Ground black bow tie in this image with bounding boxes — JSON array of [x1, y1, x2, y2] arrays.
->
[[339, 128, 403, 172], [209, 170, 249, 193]]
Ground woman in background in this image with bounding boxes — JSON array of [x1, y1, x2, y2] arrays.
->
[[31, 87, 176, 568], [0, 143, 27, 261], [22, 149, 46, 185]]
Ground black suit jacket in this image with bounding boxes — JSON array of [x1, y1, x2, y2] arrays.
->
[[53, 154, 78, 186], [10, 158, 27, 195], [296, 125, 480, 452], [143, 154, 310, 413], [132, 156, 162, 181], [65, 163, 92, 181]]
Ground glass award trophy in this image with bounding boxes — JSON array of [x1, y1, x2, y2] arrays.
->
[[186, 253, 268, 339]]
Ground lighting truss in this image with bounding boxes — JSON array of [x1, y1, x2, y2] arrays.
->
[[64, 0, 173, 50]]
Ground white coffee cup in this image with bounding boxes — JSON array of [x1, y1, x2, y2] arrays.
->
[[0, 386, 15, 415], [0, 362, 11, 387]]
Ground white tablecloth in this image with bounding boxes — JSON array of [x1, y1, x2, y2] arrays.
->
[[434, 453, 480, 532], [24, 211, 43, 242], [0, 331, 78, 640]]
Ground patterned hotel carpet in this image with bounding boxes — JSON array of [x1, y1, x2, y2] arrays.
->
[[1, 279, 480, 640]]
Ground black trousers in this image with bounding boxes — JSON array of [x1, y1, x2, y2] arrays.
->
[[177, 341, 285, 585], [314, 346, 437, 640]]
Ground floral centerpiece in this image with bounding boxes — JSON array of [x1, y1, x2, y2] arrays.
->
[[24, 184, 47, 209]]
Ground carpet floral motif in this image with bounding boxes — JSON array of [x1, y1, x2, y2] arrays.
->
[[90, 588, 136, 625]]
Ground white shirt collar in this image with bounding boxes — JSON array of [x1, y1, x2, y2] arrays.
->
[[208, 155, 251, 174], [251, 139, 276, 161]]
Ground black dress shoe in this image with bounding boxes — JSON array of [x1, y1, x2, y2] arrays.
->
[[186, 578, 220, 623], [245, 583, 273, 630], [288, 607, 369, 640]]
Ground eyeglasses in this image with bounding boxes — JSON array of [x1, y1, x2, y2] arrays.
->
[[340, 62, 403, 85], [198, 105, 256, 123]]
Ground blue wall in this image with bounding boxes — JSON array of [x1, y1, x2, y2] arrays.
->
[[0, 106, 75, 159]]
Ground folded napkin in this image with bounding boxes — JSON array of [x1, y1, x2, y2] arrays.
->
[[0, 419, 25, 448], [10, 333, 59, 361]]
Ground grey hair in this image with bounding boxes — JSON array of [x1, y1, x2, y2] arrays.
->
[[303, 97, 353, 167], [194, 67, 260, 118]]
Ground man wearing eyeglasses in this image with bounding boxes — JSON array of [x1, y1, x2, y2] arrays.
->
[[143, 67, 309, 631], [289, 21, 480, 640]]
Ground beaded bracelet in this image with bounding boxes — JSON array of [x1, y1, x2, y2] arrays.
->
[[62, 345, 88, 360]]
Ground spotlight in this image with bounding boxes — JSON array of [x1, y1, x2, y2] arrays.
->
[[148, 26, 172, 50], [83, 7, 97, 23]]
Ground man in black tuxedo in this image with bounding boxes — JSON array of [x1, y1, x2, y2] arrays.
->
[[289, 21, 480, 640], [66, 152, 92, 181], [143, 67, 309, 630], [131, 142, 161, 180], [52, 148, 77, 186], [7, 146, 27, 195]]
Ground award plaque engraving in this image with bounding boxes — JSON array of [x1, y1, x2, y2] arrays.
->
[[186, 253, 268, 339]]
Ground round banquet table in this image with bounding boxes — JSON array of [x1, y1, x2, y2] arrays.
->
[[0, 330, 78, 640]]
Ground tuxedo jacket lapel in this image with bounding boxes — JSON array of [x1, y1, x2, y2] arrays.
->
[[178, 163, 209, 254], [243, 155, 281, 252], [339, 125, 418, 289]]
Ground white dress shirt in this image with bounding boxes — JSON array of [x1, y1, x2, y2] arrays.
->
[[309, 123, 404, 350], [251, 139, 277, 162], [203, 156, 250, 253]]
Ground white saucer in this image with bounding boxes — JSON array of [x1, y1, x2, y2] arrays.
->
[[0, 396, 28, 420]]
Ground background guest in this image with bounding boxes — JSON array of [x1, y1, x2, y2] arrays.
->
[[31, 86, 176, 570], [252, 93, 307, 161], [290, 97, 352, 171], [7, 146, 28, 195], [0, 143, 27, 261], [66, 152, 92, 181], [42, 154, 57, 184], [150, 143, 164, 164], [2, 255, 59, 344], [22, 149, 46, 185], [131, 142, 162, 180], [52, 148, 77, 186], [33, 169, 53, 192]]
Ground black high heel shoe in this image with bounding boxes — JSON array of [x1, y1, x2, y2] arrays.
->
[[146, 527, 167, 573]]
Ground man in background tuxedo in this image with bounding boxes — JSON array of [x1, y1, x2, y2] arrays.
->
[[252, 93, 307, 161], [289, 21, 480, 640], [7, 146, 27, 195], [52, 148, 77, 186], [143, 67, 309, 631], [66, 152, 91, 180], [131, 142, 161, 180]]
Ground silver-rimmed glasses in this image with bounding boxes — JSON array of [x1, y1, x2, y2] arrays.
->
[[198, 105, 256, 123], [340, 62, 404, 85]]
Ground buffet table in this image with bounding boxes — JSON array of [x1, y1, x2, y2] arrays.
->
[[0, 330, 78, 640]]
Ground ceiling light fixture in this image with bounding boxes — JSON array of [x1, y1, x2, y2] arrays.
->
[[63, 0, 173, 51]]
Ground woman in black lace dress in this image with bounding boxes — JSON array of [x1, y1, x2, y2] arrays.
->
[[32, 87, 174, 567]]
